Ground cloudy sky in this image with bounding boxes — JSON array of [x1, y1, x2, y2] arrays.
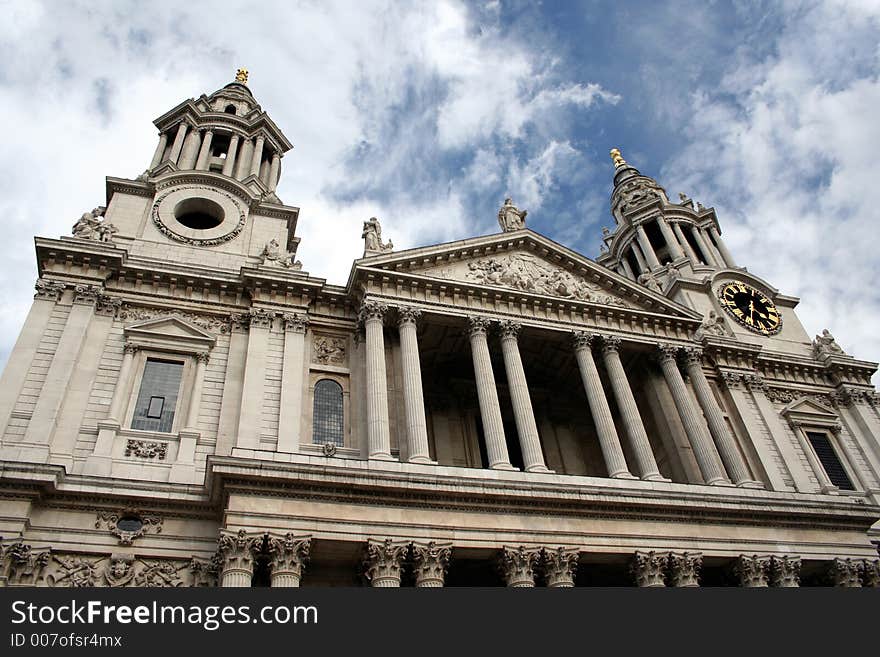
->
[[0, 0, 878, 378]]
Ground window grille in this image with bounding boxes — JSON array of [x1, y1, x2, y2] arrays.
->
[[805, 430, 854, 490], [131, 358, 184, 432], [312, 379, 344, 446]]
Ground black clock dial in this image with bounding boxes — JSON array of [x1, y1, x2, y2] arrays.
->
[[718, 281, 782, 335]]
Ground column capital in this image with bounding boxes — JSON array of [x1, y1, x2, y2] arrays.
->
[[669, 552, 702, 587], [217, 529, 263, 574], [123, 343, 140, 355], [359, 300, 389, 324], [830, 557, 864, 587], [655, 342, 681, 363], [735, 554, 771, 587], [571, 330, 597, 351], [266, 533, 311, 577], [770, 555, 801, 587], [283, 312, 309, 333], [412, 541, 452, 587], [498, 545, 541, 587], [681, 346, 704, 365], [631, 550, 668, 587], [34, 278, 66, 301], [397, 306, 422, 327], [194, 351, 211, 364], [719, 370, 744, 389], [542, 547, 579, 587], [73, 284, 103, 306], [600, 335, 622, 354], [248, 308, 275, 329], [467, 315, 493, 337], [498, 320, 521, 340], [743, 372, 767, 393], [363, 538, 409, 587], [863, 559, 880, 587]]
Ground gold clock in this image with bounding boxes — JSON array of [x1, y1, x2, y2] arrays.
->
[[718, 281, 782, 335]]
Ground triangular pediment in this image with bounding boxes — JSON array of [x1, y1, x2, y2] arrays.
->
[[352, 229, 699, 318], [781, 396, 838, 421], [124, 315, 217, 346]]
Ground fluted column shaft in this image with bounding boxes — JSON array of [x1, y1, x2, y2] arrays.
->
[[682, 349, 752, 486], [636, 224, 662, 270], [709, 226, 736, 267], [468, 317, 514, 470], [107, 345, 137, 423], [222, 135, 240, 177], [573, 333, 632, 478], [184, 353, 209, 431], [601, 337, 663, 480], [658, 217, 685, 260], [195, 129, 214, 170], [250, 134, 265, 177], [692, 228, 719, 267], [362, 302, 393, 460], [398, 308, 432, 464], [268, 153, 281, 192], [150, 133, 168, 169], [168, 122, 189, 164], [268, 534, 310, 588], [672, 223, 699, 263], [656, 345, 728, 485], [499, 322, 551, 473]]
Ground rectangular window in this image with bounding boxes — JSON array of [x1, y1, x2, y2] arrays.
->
[[805, 430, 854, 490], [131, 358, 184, 433]]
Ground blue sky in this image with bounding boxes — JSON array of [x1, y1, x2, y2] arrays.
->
[[1, 0, 879, 376]]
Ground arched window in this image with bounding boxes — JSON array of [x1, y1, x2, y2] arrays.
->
[[313, 379, 344, 446], [224, 104, 236, 115]]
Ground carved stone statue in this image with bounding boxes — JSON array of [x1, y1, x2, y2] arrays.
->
[[72, 206, 118, 243], [260, 238, 302, 269], [362, 217, 393, 256], [638, 272, 662, 293], [812, 329, 845, 358], [497, 198, 527, 232], [693, 310, 727, 341]]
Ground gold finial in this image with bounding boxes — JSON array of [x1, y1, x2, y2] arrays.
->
[[235, 68, 249, 84], [609, 148, 626, 168]]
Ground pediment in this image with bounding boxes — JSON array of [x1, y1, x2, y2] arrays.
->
[[124, 315, 217, 349], [354, 229, 699, 318], [780, 396, 838, 421]]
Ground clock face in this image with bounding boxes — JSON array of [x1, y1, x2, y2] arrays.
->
[[718, 281, 782, 335]]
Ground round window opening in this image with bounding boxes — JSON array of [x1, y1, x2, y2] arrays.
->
[[116, 516, 144, 533], [174, 197, 224, 230]]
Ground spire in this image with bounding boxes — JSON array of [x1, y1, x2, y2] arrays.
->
[[609, 146, 643, 189]]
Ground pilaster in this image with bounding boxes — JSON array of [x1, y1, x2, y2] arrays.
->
[[235, 309, 274, 451], [277, 313, 308, 453]]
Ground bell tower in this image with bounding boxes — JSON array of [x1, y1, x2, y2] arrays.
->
[[597, 148, 738, 293], [96, 69, 301, 272]]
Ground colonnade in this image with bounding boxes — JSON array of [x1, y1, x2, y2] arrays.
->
[[360, 299, 757, 488], [147, 122, 281, 192], [618, 215, 735, 281], [214, 529, 880, 587]]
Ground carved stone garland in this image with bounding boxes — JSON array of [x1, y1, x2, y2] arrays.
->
[[95, 509, 163, 546]]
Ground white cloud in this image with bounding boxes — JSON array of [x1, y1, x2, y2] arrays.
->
[[0, 0, 614, 369], [662, 1, 880, 379]]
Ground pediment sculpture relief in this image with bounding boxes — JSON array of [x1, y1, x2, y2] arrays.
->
[[72, 206, 118, 243], [261, 238, 302, 269], [464, 252, 628, 306]]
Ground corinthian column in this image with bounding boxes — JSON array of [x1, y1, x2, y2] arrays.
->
[[542, 547, 579, 587], [656, 344, 728, 485], [736, 555, 770, 587], [770, 556, 800, 587], [361, 301, 394, 461], [669, 552, 702, 587], [681, 347, 754, 487], [468, 316, 514, 470], [572, 332, 633, 479], [499, 546, 541, 587], [830, 558, 863, 587], [600, 336, 664, 481], [217, 529, 261, 587], [499, 321, 551, 473], [267, 533, 311, 587], [363, 539, 409, 587], [632, 551, 668, 587], [412, 541, 452, 587], [397, 307, 432, 464]]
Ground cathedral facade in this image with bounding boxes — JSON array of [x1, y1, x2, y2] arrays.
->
[[1, 72, 879, 587]]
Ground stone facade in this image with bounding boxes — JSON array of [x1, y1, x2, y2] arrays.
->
[[1, 75, 879, 587]]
